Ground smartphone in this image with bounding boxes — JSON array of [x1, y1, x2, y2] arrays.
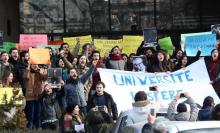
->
[[98, 106, 105, 111], [150, 108, 155, 115], [180, 93, 185, 98], [149, 86, 156, 91]]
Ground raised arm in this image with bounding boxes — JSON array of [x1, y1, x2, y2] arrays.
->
[[80, 61, 97, 84], [184, 92, 199, 121], [60, 50, 75, 69]]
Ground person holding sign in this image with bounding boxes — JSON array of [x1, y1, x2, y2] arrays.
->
[[23, 61, 48, 129], [0, 70, 26, 129], [205, 49, 220, 97]]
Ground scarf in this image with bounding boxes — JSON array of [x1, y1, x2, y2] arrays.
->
[[110, 54, 122, 60]]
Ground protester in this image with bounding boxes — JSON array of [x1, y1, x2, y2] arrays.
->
[[205, 49, 220, 97], [18, 51, 29, 94], [23, 62, 48, 129], [8, 48, 20, 83], [64, 58, 97, 116], [85, 110, 113, 133], [127, 53, 135, 71], [39, 83, 62, 130], [172, 49, 184, 65], [124, 88, 162, 126], [0, 51, 12, 81], [106, 46, 125, 70], [63, 105, 85, 133], [88, 81, 118, 122], [0, 70, 26, 129], [150, 51, 170, 72], [167, 92, 199, 121], [61, 53, 93, 102], [212, 104, 220, 120], [144, 47, 155, 72], [198, 96, 215, 121], [77, 55, 93, 102], [88, 50, 105, 96], [81, 43, 92, 61], [59, 43, 74, 63]]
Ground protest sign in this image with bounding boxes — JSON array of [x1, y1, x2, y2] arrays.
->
[[211, 24, 220, 41], [63, 35, 92, 52], [94, 39, 122, 56], [0, 31, 3, 48], [48, 40, 64, 45], [181, 32, 211, 51], [143, 27, 157, 47], [29, 48, 50, 64], [98, 59, 220, 113], [19, 34, 48, 51], [158, 37, 173, 55], [122, 35, 143, 55], [133, 56, 146, 72], [37, 45, 60, 54], [0, 87, 23, 105], [48, 68, 62, 88], [3, 42, 17, 52], [185, 34, 216, 56]]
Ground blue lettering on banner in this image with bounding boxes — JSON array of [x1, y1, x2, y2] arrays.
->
[[113, 70, 193, 86], [185, 70, 193, 81], [136, 76, 147, 85], [130, 89, 183, 101]]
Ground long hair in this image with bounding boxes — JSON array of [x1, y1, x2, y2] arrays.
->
[[2, 70, 13, 87], [212, 104, 220, 120]]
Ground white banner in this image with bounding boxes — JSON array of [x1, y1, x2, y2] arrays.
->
[[98, 59, 220, 113]]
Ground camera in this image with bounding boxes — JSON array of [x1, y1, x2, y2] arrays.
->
[[98, 106, 105, 111], [149, 86, 156, 91], [150, 108, 155, 115], [180, 93, 185, 98]]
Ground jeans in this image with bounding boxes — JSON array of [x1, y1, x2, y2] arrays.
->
[[25, 100, 41, 129]]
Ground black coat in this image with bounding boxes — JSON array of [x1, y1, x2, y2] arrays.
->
[[88, 92, 118, 120]]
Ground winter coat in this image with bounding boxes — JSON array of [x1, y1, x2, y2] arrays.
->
[[78, 67, 93, 102], [198, 106, 212, 121], [87, 92, 118, 120], [125, 101, 151, 126], [167, 97, 199, 121], [205, 57, 220, 97], [64, 65, 94, 107], [23, 69, 48, 101], [39, 91, 62, 122]]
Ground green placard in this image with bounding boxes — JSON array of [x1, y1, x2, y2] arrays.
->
[[158, 37, 173, 55]]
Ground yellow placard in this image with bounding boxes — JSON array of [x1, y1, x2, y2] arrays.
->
[[0, 87, 23, 105], [122, 35, 144, 55], [63, 35, 92, 53], [94, 39, 122, 57]]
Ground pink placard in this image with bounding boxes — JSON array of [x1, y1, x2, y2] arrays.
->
[[19, 34, 48, 51]]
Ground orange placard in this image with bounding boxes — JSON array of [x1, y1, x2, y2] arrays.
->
[[48, 40, 63, 45], [29, 48, 50, 64]]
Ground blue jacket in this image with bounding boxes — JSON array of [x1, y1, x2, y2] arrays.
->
[[64, 65, 94, 107], [198, 106, 212, 121]]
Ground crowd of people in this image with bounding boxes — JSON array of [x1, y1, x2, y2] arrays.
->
[[0, 37, 220, 133]]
